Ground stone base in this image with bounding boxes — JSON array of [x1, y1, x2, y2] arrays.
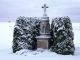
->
[[36, 38, 50, 49]]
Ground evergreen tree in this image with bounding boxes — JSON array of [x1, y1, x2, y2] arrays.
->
[[12, 16, 40, 53], [50, 16, 75, 55]]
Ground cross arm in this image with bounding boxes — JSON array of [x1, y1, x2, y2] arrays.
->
[[46, 6, 48, 8], [42, 6, 44, 8], [42, 6, 48, 8]]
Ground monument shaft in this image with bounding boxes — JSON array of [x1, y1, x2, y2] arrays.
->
[[36, 4, 50, 49]]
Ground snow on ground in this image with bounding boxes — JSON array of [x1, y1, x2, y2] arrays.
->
[[72, 23, 80, 47], [0, 22, 15, 50], [0, 22, 80, 60]]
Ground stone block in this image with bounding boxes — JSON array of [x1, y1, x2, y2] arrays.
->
[[37, 38, 49, 49]]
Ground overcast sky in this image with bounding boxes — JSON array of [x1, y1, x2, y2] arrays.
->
[[0, 0, 80, 22]]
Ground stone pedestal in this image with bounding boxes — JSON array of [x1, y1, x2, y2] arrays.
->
[[36, 33, 50, 49], [37, 39, 49, 49]]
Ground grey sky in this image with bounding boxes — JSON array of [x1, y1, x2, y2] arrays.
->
[[0, 0, 80, 22]]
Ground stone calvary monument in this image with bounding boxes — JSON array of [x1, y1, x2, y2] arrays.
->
[[36, 4, 50, 49], [13, 4, 75, 55]]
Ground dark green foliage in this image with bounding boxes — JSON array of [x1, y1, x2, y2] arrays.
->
[[50, 16, 75, 55], [12, 16, 40, 53]]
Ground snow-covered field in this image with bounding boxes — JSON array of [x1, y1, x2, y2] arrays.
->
[[0, 22, 80, 60]]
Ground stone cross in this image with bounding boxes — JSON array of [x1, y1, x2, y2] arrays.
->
[[42, 4, 48, 16]]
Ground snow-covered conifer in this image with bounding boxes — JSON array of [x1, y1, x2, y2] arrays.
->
[[50, 17, 75, 55], [12, 16, 40, 53]]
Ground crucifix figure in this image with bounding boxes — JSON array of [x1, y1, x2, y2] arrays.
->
[[42, 4, 48, 16], [42, 24, 46, 33]]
